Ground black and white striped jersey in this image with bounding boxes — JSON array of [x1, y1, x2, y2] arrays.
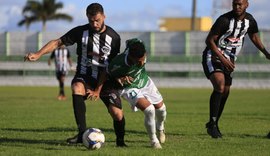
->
[[207, 11, 259, 62], [60, 24, 120, 79], [50, 48, 70, 72]]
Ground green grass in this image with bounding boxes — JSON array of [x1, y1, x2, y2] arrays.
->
[[0, 87, 269, 156]]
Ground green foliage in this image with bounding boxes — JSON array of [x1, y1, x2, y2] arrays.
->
[[18, 0, 73, 31], [0, 87, 269, 156]]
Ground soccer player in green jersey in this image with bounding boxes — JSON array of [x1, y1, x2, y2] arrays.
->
[[108, 38, 167, 149]]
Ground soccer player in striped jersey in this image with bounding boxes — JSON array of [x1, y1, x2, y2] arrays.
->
[[202, 0, 270, 138], [24, 3, 127, 147], [108, 38, 167, 149], [48, 45, 72, 100]]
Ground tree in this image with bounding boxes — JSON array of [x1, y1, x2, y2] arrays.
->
[[18, 0, 73, 31], [18, 15, 36, 31]]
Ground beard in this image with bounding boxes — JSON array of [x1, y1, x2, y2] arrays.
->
[[92, 22, 105, 33]]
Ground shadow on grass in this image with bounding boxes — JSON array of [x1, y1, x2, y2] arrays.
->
[[1, 127, 76, 132], [0, 137, 71, 147], [1, 127, 149, 135], [0, 127, 191, 147], [0, 127, 149, 145], [225, 133, 269, 139], [197, 132, 270, 139]]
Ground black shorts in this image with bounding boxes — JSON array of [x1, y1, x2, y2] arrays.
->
[[71, 74, 123, 109], [202, 49, 233, 86], [100, 80, 122, 109], [56, 71, 67, 80]]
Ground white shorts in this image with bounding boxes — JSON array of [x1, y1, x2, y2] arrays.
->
[[119, 77, 163, 111]]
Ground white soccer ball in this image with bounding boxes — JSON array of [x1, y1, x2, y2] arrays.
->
[[82, 128, 105, 150]]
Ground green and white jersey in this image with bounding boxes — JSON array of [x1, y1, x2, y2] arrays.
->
[[108, 51, 149, 89]]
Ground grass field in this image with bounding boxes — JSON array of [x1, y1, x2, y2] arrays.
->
[[0, 86, 269, 156]]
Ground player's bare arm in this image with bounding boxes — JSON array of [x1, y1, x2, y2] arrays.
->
[[206, 33, 235, 72], [248, 33, 270, 59], [24, 39, 63, 62]]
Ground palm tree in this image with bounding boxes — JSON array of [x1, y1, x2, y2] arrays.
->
[[18, 15, 36, 31], [18, 0, 73, 31]]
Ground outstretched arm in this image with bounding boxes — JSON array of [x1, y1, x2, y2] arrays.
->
[[24, 39, 63, 62], [249, 33, 270, 60]]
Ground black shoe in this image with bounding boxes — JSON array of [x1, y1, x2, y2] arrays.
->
[[267, 132, 270, 139], [206, 122, 222, 138], [67, 134, 83, 144], [116, 139, 128, 147]]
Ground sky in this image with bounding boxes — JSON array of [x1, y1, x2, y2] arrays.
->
[[0, 0, 270, 32]]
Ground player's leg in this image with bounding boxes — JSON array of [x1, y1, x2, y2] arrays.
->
[[202, 50, 225, 138], [136, 98, 162, 149], [217, 73, 232, 121], [145, 78, 167, 144], [217, 85, 230, 128], [207, 72, 225, 138], [56, 72, 62, 100], [67, 79, 87, 144], [59, 74, 66, 100], [109, 105, 127, 147], [100, 87, 127, 147], [154, 102, 166, 143]]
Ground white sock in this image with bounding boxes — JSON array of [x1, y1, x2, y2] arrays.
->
[[155, 104, 167, 131], [144, 105, 159, 143]]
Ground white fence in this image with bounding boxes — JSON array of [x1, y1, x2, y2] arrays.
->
[[1, 61, 270, 88], [1, 31, 270, 56]]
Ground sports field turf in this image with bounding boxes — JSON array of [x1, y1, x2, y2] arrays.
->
[[0, 86, 269, 156]]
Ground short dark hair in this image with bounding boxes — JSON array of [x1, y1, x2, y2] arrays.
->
[[86, 3, 104, 16], [126, 38, 146, 58]]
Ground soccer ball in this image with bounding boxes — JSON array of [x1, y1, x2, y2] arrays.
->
[[82, 128, 105, 150]]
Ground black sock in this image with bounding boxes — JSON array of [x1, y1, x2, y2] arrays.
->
[[209, 91, 222, 123], [113, 116, 125, 142], [217, 91, 229, 123], [72, 94, 86, 134], [60, 82, 64, 95]]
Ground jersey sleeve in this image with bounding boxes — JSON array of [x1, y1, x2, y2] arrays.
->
[[108, 35, 121, 62], [210, 16, 229, 36], [108, 64, 121, 78], [108, 57, 125, 78], [60, 27, 80, 46], [247, 15, 259, 34]]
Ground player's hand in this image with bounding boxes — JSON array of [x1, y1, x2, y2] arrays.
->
[[220, 55, 235, 72], [86, 89, 100, 101], [264, 52, 270, 60], [117, 76, 134, 86], [24, 53, 40, 62]]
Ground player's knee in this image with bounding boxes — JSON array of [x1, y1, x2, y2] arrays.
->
[[154, 101, 165, 109], [72, 83, 85, 95], [144, 105, 155, 117], [214, 85, 225, 93], [157, 103, 166, 111], [109, 106, 124, 121]]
